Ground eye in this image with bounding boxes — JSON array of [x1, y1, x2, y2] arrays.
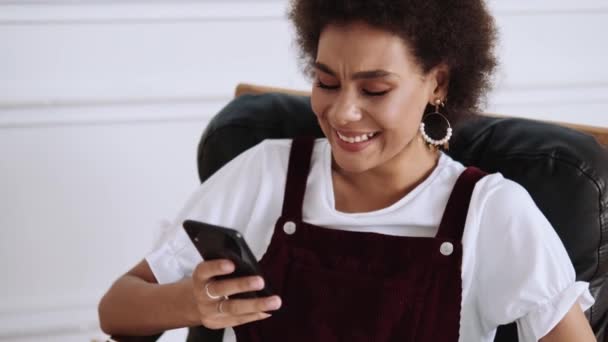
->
[[316, 79, 340, 90], [362, 89, 390, 97]]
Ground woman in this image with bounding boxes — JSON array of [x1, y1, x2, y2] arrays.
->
[[99, 0, 597, 341]]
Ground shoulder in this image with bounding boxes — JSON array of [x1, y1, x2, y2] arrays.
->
[[427, 155, 537, 230], [257, 138, 293, 151], [475, 173, 532, 205], [253, 138, 328, 170], [191, 138, 326, 212], [182, 139, 293, 221], [240, 138, 324, 161], [463, 173, 583, 331], [238, 138, 292, 162], [208, 138, 293, 179], [471, 173, 541, 228], [258, 137, 327, 153], [466, 172, 553, 259]]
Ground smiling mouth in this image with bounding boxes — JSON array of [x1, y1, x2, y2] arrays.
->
[[336, 130, 379, 144]]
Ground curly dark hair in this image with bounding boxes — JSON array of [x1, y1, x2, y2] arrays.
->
[[288, 0, 498, 123]]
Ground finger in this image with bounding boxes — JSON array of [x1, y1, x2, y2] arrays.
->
[[193, 259, 234, 285], [225, 312, 272, 328], [208, 276, 265, 298], [207, 312, 272, 329], [219, 296, 282, 316]]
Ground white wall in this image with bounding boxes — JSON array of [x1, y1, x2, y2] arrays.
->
[[487, 1, 608, 126], [0, 1, 606, 341]]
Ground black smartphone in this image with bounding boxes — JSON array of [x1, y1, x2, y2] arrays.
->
[[183, 219, 273, 299]]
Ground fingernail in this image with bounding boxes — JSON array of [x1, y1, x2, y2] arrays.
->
[[251, 277, 264, 289], [266, 296, 282, 310], [221, 262, 234, 272], [261, 313, 272, 319]]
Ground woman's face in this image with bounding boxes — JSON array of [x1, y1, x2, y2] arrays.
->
[[311, 22, 447, 175]]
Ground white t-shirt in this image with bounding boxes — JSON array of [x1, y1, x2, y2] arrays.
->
[[147, 138, 594, 342]]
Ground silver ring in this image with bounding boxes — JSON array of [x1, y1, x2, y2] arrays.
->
[[217, 298, 227, 314], [204, 282, 222, 300]]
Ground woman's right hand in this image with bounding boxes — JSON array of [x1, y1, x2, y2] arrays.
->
[[190, 259, 282, 330]]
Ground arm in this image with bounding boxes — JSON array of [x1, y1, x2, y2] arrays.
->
[[98, 260, 200, 335], [469, 177, 597, 341], [540, 303, 596, 342], [98, 259, 278, 336]]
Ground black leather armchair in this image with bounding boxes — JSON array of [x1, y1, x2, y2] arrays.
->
[[113, 89, 608, 342]]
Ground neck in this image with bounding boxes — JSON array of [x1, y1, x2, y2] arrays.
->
[[332, 135, 440, 212]]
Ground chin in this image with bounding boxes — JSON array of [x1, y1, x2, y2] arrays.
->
[[331, 151, 376, 174]]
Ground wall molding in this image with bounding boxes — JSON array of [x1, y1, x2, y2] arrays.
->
[[1, 84, 607, 128], [2, 82, 607, 107], [0, 1, 286, 24], [0, 96, 227, 128], [487, 1, 608, 15], [0, 309, 100, 339], [0, 94, 231, 110], [0, 294, 101, 339], [492, 83, 608, 105], [0, 293, 100, 315], [1, 1, 607, 24]]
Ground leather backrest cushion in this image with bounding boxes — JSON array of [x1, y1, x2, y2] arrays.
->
[[449, 117, 608, 331], [198, 94, 323, 182], [197, 92, 608, 334]]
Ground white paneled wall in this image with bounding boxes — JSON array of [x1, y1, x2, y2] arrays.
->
[[0, 1, 606, 341], [487, 1, 608, 126]]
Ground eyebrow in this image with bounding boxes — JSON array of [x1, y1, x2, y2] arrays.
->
[[314, 62, 398, 80]]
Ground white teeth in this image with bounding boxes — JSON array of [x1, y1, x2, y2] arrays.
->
[[337, 131, 377, 144]]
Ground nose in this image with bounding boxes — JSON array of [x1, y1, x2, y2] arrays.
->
[[329, 92, 363, 126]]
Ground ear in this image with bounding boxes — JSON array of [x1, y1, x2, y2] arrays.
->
[[428, 63, 450, 104]]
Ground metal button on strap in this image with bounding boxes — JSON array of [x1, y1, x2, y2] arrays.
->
[[440, 242, 454, 256], [283, 221, 297, 235]]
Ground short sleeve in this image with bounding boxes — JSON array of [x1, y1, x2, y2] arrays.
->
[[472, 177, 594, 341], [145, 141, 271, 284]]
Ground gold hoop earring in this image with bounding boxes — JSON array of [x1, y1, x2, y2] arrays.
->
[[419, 99, 452, 150]]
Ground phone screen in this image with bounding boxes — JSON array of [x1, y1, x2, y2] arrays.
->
[[183, 220, 273, 299]]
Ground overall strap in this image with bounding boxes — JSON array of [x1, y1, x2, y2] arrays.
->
[[436, 167, 487, 240], [281, 136, 316, 220]]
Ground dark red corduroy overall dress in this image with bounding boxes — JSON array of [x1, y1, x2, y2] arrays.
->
[[234, 136, 486, 342]]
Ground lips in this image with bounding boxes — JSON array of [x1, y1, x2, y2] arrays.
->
[[336, 131, 379, 144], [333, 129, 380, 153]]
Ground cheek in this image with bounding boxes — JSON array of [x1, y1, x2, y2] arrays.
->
[[373, 99, 412, 126], [372, 95, 426, 133], [383, 94, 425, 130]]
